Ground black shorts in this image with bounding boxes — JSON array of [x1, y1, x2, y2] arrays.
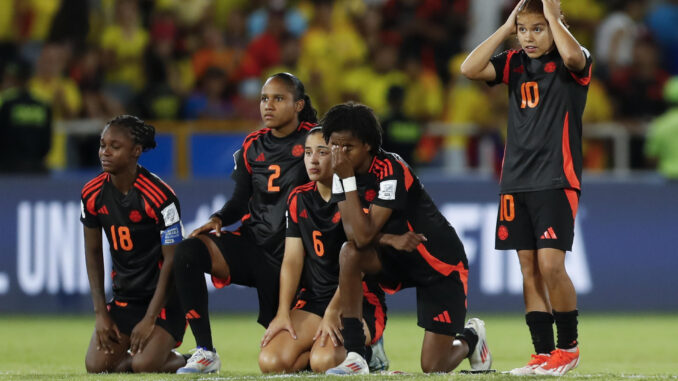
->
[[107, 289, 186, 345], [293, 277, 387, 345], [377, 245, 468, 336], [206, 229, 281, 327], [495, 188, 579, 252]]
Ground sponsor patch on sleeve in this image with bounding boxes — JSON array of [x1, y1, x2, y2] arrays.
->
[[161, 202, 180, 226], [160, 222, 184, 245], [378, 179, 397, 201]]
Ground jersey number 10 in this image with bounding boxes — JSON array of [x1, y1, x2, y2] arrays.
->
[[520, 82, 540, 109]]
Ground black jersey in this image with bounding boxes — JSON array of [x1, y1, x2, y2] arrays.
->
[[286, 182, 346, 301], [219, 122, 315, 265], [80, 166, 183, 302], [489, 47, 593, 193], [338, 150, 468, 280]]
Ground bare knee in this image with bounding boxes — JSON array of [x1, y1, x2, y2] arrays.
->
[[85, 357, 108, 374], [259, 350, 295, 373], [310, 350, 344, 373], [131, 355, 162, 373], [539, 260, 568, 283], [421, 355, 449, 373]]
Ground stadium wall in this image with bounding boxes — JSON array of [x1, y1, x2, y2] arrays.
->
[[0, 175, 676, 313]]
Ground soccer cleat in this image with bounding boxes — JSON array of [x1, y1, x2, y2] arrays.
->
[[368, 337, 390, 372], [325, 351, 369, 375], [534, 347, 580, 376], [176, 347, 221, 374], [509, 353, 551, 375], [465, 318, 492, 371]]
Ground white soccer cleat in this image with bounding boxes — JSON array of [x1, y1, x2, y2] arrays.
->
[[368, 337, 390, 372], [326, 351, 369, 375], [534, 347, 580, 376], [465, 318, 492, 371], [176, 347, 221, 374], [509, 353, 551, 375]]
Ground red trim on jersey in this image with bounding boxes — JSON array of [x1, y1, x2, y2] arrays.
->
[[242, 129, 270, 174], [561, 112, 581, 190], [135, 183, 162, 207], [362, 281, 386, 344], [151, 174, 177, 196], [141, 195, 159, 223], [569, 64, 592, 86], [86, 189, 101, 216], [297, 121, 317, 131], [407, 222, 469, 290], [287, 181, 315, 203], [499, 141, 507, 184], [138, 174, 169, 203], [82, 173, 108, 198], [564, 188, 579, 220], [395, 160, 414, 190], [503, 50, 519, 84], [370, 158, 393, 180], [289, 193, 299, 223], [380, 282, 402, 295], [241, 213, 251, 222], [211, 275, 231, 288]]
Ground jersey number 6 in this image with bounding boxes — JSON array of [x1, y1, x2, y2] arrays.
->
[[312, 230, 324, 257]]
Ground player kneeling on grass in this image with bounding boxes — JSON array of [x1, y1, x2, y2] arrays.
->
[[259, 127, 390, 373], [461, 0, 590, 376], [81, 115, 186, 373], [321, 103, 492, 375]]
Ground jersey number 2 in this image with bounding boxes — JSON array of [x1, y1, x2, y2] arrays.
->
[[110, 225, 133, 251], [268, 164, 281, 192], [520, 82, 539, 108]]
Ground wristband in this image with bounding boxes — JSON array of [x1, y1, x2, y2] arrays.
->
[[332, 174, 344, 194], [342, 176, 357, 193]]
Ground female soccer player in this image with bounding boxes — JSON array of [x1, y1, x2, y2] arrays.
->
[[173, 73, 318, 374], [258, 127, 388, 373], [460, 0, 590, 376], [81, 115, 186, 373], [322, 102, 491, 375]]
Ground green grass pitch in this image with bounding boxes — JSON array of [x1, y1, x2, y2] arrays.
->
[[0, 313, 676, 380]]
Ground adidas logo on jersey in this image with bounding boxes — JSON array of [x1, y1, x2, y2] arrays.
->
[[299, 209, 308, 218], [433, 310, 452, 323], [540, 227, 558, 239], [255, 152, 266, 162], [97, 205, 109, 215]]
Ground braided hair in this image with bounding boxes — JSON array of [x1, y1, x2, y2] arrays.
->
[[321, 102, 382, 155], [106, 115, 156, 152], [268, 72, 318, 123]]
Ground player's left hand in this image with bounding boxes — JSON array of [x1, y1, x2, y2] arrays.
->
[[314, 308, 343, 347], [387, 231, 427, 252], [331, 145, 355, 179], [542, 0, 562, 23], [129, 317, 155, 355]]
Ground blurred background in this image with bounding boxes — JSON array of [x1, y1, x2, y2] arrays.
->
[[0, 0, 676, 314]]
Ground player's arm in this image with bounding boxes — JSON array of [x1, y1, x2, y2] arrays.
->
[[261, 237, 305, 346], [460, 0, 524, 81], [339, 191, 392, 249], [378, 232, 427, 252], [543, 0, 586, 71], [314, 286, 343, 347], [83, 225, 121, 353]]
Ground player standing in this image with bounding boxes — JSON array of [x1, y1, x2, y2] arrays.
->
[[172, 73, 318, 374], [461, 0, 590, 376], [81, 115, 186, 373], [322, 102, 492, 374]]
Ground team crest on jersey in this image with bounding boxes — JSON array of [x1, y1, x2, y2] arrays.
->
[[364, 189, 377, 202], [291, 144, 304, 157], [497, 225, 509, 240], [332, 211, 341, 224], [544, 62, 556, 73], [129, 210, 142, 223]]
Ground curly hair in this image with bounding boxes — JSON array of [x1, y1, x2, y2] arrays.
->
[[321, 102, 382, 155]]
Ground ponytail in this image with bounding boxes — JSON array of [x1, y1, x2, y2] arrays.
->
[[299, 94, 318, 123], [268, 72, 318, 123]]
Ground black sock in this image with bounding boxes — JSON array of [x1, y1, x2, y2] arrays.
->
[[526, 311, 555, 354], [553, 309, 578, 349], [456, 328, 479, 357], [173, 238, 214, 351], [341, 317, 366, 359]]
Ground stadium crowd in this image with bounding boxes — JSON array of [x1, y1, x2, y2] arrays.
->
[[0, 0, 677, 175]]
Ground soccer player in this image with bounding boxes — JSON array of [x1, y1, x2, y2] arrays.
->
[[460, 0, 590, 376], [172, 73, 318, 374], [323, 102, 492, 375], [81, 115, 186, 373], [258, 127, 388, 373]]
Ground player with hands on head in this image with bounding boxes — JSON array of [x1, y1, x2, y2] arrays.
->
[[172, 73, 318, 374], [81, 115, 186, 373], [461, 0, 590, 376], [323, 102, 492, 375], [258, 127, 389, 373]]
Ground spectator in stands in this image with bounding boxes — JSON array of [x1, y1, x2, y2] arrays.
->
[[0, 59, 52, 174], [29, 43, 81, 119], [247, 0, 307, 39], [182, 67, 234, 120], [236, 9, 287, 79], [72, 48, 124, 119], [192, 24, 239, 81], [646, 0, 678, 75], [645, 76, 678, 179], [380, 85, 422, 166], [402, 53, 444, 122]]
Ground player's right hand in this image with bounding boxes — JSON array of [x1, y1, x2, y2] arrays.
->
[[503, 0, 527, 33], [314, 309, 342, 347], [95, 312, 122, 354], [261, 313, 296, 347], [190, 216, 223, 237], [387, 231, 427, 252]]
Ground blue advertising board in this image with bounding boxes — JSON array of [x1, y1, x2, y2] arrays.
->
[[0, 175, 676, 313]]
